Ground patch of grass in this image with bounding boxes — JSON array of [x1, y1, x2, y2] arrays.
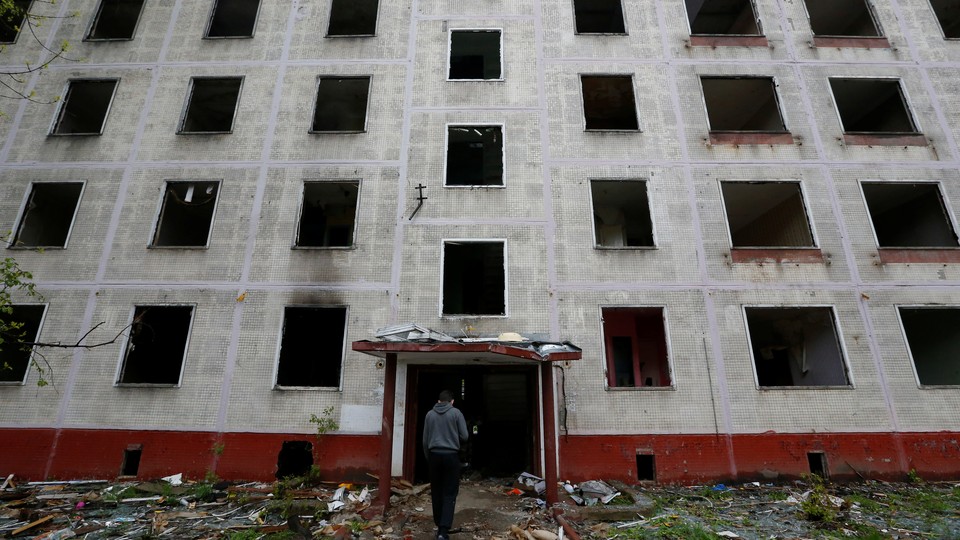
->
[[225, 530, 261, 540], [845, 493, 883, 513], [618, 519, 719, 540]]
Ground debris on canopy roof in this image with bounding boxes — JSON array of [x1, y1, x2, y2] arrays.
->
[[369, 323, 582, 361]]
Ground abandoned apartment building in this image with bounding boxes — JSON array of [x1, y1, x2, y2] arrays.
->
[[3, 0, 960, 498]]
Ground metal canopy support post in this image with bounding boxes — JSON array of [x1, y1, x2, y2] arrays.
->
[[541, 362, 558, 506], [378, 352, 397, 509]]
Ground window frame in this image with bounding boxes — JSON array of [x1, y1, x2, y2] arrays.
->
[[9, 181, 85, 250], [0, 0, 34, 45], [308, 75, 372, 134], [718, 179, 820, 250], [203, 0, 261, 39], [177, 76, 245, 135], [271, 305, 349, 391], [928, 0, 960, 40], [446, 28, 505, 82], [859, 180, 960, 250], [579, 73, 642, 132], [442, 123, 507, 188], [799, 0, 884, 39], [325, 0, 379, 37], [588, 178, 658, 250], [114, 304, 196, 388], [83, 0, 147, 42], [571, 0, 628, 35], [896, 305, 960, 389], [292, 179, 361, 250], [49, 78, 120, 136], [699, 75, 790, 134], [683, 0, 764, 37], [827, 76, 921, 136], [599, 305, 676, 391], [148, 180, 222, 249], [439, 238, 508, 319], [0, 303, 48, 386]]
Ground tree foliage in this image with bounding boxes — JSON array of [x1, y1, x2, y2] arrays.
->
[[0, 0, 74, 105]]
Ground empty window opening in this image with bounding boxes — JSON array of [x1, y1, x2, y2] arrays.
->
[[445, 126, 504, 187], [0, 305, 45, 384], [687, 0, 761, 35], [442, 241, 505, 316], [120, 445, 142, 476], [807, 452, 828, 478], [206, 0, 259, 38], [51, 79, 118, 135], [829, 79, 917, 134], [276, 441, 313, 478], [581, 75, 639, 131], [574, 0, 626, 34], [311, 77, 370, 133], [745, 307, 850, 388], [636, 454, 656, 481], [179, 77, 243, 134], [899, 307, 960, 386], [327, 0, 378, 36], [804, 0, 880, 37], [0, 0, 32, 43], [862, 183, 959, 248], [930, 0, 960, 39], [701, 77, 786, 132], [86, 0, 145, 40], [117, 305, 193, 385], [721, 182, 815, 248], [449, 30, 502, 80], [12, 182, 83, 248], [295, 181, 359, 248], [152, 181, 219, 248], [591, 180, 654, 248], [602, 307, 671, 388], [275, 307, 346, 388]]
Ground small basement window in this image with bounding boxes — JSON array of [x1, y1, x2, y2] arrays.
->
[[276, 441, 313, 478], [205, 0, 260, 38], [327, 0, 378, 36], [721, 182, 815, 248], [602, 307, 672, 388], [0, 0, 32, 43], [744, 307, 850, 388], [899, 307, 960, 386], [442, 241, 505, 316], [581, 75, 639, 131], [591, 180, 654, 248], [449, 30, 502, 80], [862, 183, 959, 248], [50, 79, 118, 135], [686, 0, 762, 35], [636, 454, 656, 481], [445, 126, 504, 187], [829, 78, 918, 134], [701, 77, 787, 132], [117, 305, 194, 385], [311, 77, 371, 133], [86, 0, 146, 40], [120, 445, 142, 476], [804, 0, 881, 37], [179, 77, 243, 134], [295, 181, 359, 248], [11, 182, 83, 248], [275, 307, 346, 388], [930, 0, 960, 39], [151, 181, 220, 248], [574, 0, 626, 34], [0, 304, 45, 384]]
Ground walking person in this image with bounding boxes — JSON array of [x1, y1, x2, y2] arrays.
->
[[423, 390, 469, 540]]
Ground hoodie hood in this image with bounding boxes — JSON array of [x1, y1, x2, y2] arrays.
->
[[433, 402, 453, 414]]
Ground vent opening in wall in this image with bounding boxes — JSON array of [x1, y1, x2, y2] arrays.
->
[[120, 445, 143, 477], [637, 454, 656, 481], [276, 441, 313, 478], [807, 452, 828, 478]]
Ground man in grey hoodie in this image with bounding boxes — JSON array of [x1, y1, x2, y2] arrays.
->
[[423, 390, 469, 540]]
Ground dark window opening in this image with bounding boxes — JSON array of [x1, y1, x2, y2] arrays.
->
[[687, 0, 761, 35], [152, 181, 219, 247], [206, 0, 259, 38], [51, 79, 118, 135], [0, 305, 45, 383], [180, 77, 243, 134], [808, 452, 828, 478], [899, 307, 960, 386], [745, 307, 850, 388], [829, 78, 917, 134], [275, 307, 346, 388], [311, 77, 370, 133], [120, 445, 142, 476], [295, 181, 359, 248], [721, 182, 815, 248], [327, 0, 378, 36], [443, 242, 505, 316], [581, 75, 639, 131], [86, 0, 145, 40], [117, 306, 193, 385], [702, 77, 786, 132], [449, 30, 502, 80], [602, 307, 671, 388], [276, 441, 313, 478], [0, 0, 32, 43], [804, 0, 880, 37], [445, 126, 503, 186], [591, 180, 654, 248], [863, 183, 959, 248], [636, 454, 656, 481], [12, 182, 83, 248], [574, 0, 626, 34], [930, 0, 960, 39]]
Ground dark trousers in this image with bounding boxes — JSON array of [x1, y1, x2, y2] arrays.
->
[[428, 450, 460, 535]]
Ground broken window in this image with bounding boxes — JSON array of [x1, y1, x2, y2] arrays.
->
[[686, 0, 762, 35], [327, 0, 378, 36], [151, 181, 220, 248], [804, 0, 881, 37], [117, 305, 193, 385], [50, 79, 118, 135], [721, 182, 815, 248], [744, 307, 850, 388], [701, 77, 787, 133], [449, 30, 502, 80], [591, 180, 654, 248], [581, 75, 639, 131], [275, 307, 346, 388], [445, 126, 504, 187], [179, 77, 243, 134], [86, 0, 146, 40], [829, 78, 918, 135], [295, 181, 359, 248], [899, 307, 960, 386], [930, 0, 960, 39], [11, 182, 83, 248], [862, 183, 959, 248], [0, 304, 45, 384], [442, 241, 505, 316], [0, 0, 32, 43], [311, 77, 370, 133], [573, 0, 626, 34], [205, 0, 260, 38], [602, 307, 672, 388]]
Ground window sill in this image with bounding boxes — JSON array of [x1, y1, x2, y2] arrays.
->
[[83, 37, 136, 42], [325, 33, 376, 38], [595, 245, 657, 250], [274, 386, 341, 391], [309, 130, 367, 134], [7, 245, 65, 250], [585, 128, 642, 133], [444, 184, 506, 188], [292, 245, 356, 250], [148, 245, 210, 250], [812, 36, 890, 48], [843, 133, 927, 146], [731, 248, 823, 263], [689, 35, 768, 47], [441, 314, 507, 319], [48, 132, 103, 137], [177, 131, 234, 135], [605, 385, 675, 391], [202, 35, 255, 40], [757, 385, 853, 390], [917, 384, 960, 389], [115, 383, 180, 388], [447, 78, 505, 82], [575, 32, 628, 36], [709, 132, 794, 145], [0, 380, 27, 386], [878, 248, 960, 264]]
